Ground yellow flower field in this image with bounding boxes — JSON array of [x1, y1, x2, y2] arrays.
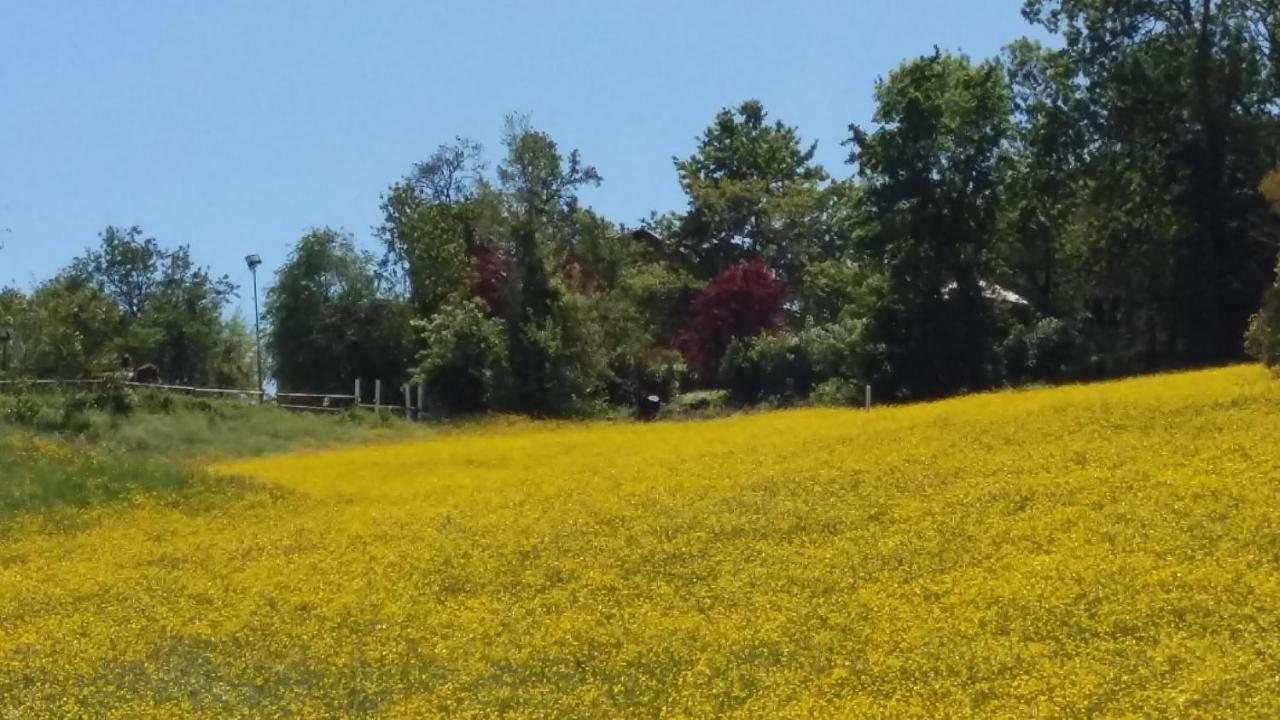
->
[[4, 365, 1280, 717]]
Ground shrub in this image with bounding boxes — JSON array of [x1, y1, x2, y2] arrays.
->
[[618, 262, 702, 346], [607, 347, 683, 408], [1249, 173, 1280, 369], [720, 333, 813, 404], [1246, 283, 1280, 369], [507, 305, 610, 417], [414, 298, 508, 414], [811, 377, 863, 406], [1001, 316, 1083, 382], [93, 377, 135, 416], [798, 317, 870, 385], [678, 260, 786, 385], [3, 394, 40, 426]]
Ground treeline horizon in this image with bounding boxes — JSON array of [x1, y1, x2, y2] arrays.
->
[[5, 0, 1280, 416]]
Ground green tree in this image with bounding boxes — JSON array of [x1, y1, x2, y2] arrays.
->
[[1245, 166, 1280, 366], [999, 39, 1090, 318], [0, 288, 28, 379], [209, 315, 256, 389], [71, 226, 238, 384], [265, 228, 414, 393], [495, 115, 604, 414], [72, 226, 163, 320], [22, 274, 120, 379], [1023, 0, 1280, 365], [412, 298, 508, 413], [673, 100, 831, 281], [848, 51, 1012, 397], [377, 139, 495, 315]]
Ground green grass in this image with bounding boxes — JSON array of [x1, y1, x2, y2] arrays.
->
[[0, 386, 428, 518], [2, 386, 427, 459], [0, 427, 218, 520]]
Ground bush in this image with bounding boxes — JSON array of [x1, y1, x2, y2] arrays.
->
[[1001, 316, 1083, 382], [3, 394, 40, 425], [414, 298, 509, 414], [678, 260, 786, 385], [720, 333, 813, 404], [811, 378, 863, 406], [799, 317, 870, 385], [658, 389, 730, 420], [93, 377, 135, 416], [607, 347, 683, 408], [1246, 284, 1280, 369], [618, 262, 702, 346]]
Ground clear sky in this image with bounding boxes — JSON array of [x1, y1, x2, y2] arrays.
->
[[1, 0, 1042, 316]]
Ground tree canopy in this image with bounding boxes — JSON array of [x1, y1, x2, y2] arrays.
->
[[7, 1, 1280, 413]]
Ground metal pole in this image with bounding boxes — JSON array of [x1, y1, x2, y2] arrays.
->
[[251, 264, 263, 399], [865, 384, 872, 412]]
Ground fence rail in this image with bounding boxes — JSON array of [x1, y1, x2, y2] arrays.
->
[[0, 379, 103, 388], [0, 376, 427, 420]]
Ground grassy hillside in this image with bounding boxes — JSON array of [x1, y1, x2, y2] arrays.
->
[[4, 367, 1280, 717], [0, 388, 427, 518]]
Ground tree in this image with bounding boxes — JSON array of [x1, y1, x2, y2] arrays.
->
[[999, 39, 1090, 318], [495, 115, 604, 414], [677, 260, 787, 385], [377, 139, 494, 315], [0, 288, 28, 379], [1022, 0, 1280, 365], [70, 226, 238, 384], [22, 274, 120, 379], [673, 100, 831, 281], [265, 228, 414, 393], [848, 51, 1011, 397], [72, 226, 163, 320], [209, 315, 256, 389], [412, 298, 507, 413], [1245, 166, 1280, 366], [138, 247, 239, 384]]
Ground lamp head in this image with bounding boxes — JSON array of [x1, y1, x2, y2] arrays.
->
[[245, 254, 262, 270]]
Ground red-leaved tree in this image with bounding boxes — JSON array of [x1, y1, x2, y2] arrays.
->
[[678, 260, 786, 384], [468, 249, 513, 316]]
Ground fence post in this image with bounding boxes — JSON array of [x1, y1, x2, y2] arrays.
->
[[865, 384, 872, 412], [374, 379, 382, 411], [354, 378, 361, 409], [417, 383, 425, 422], [402, 383, 410, 419]]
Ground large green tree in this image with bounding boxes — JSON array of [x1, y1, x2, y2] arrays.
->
[[1022, 0, 1280, 366], [71, 226, 239, 384], [999, 39, 1090, 318], [495, 115, 605, 414], [849, 51, 1012, 397], [265, 228, 414, 394], [20, 274, 120, 379], [377, 139, 496, 315], [673, 100, 832, 282]]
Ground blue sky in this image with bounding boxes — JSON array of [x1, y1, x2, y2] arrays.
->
[[1, 0, 1041, 316]]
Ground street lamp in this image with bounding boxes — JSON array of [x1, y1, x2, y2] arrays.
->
[[245, 254, 263, 398]]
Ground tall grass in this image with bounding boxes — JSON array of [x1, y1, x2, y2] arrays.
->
[[0, 386, 427, 517]]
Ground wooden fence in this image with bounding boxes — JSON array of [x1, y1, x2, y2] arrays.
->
[[262, 378, 428, 420], [0, 377, 428, 420]]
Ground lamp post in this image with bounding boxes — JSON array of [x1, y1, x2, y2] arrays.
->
[[245, 254, 263, 398]]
